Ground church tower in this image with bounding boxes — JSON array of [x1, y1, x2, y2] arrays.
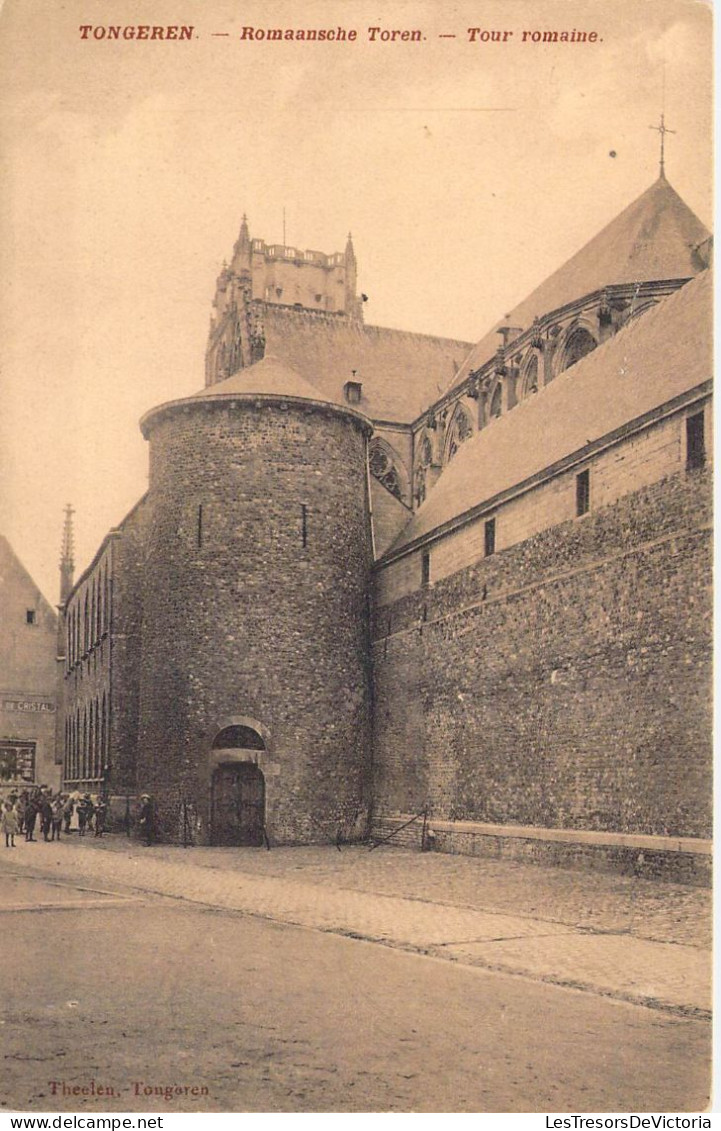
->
[[205, 216, 363, 387]]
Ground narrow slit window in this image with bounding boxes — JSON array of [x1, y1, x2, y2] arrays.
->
[[686, 411, 705, 470], [197, 504, 203, 548], [301, 504, 308, 548], [484, 518, 496, 557], [576, 469, 590, 516], [421, 550, 431, 587]]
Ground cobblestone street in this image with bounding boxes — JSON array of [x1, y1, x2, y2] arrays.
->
[[5, 835, 711, 1017]]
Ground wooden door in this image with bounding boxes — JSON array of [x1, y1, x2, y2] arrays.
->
[[211, 763, 265, 846]]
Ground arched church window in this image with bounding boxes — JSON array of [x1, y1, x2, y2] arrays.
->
[[415, 465, 427, 507], [521, 355, 539, 398], [217, 341, 227, 380], [561, 327, 597, 373], [82, 708, 88, 780], [368, 441, 403, 501], [445, 406, 473, 463], [101, 693, 108, 772], [489, 385, 502, 419], [413, 430, 434, 507], [88, 701, 95, 778]]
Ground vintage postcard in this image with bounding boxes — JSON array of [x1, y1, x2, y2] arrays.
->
[[0, 0, 713, 1118]]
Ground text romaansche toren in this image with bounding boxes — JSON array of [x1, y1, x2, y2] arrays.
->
[[77, 25, 603, 44]]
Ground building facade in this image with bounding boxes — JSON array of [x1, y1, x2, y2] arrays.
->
[[58, 171, 713, 878], [0, 538, 60, 792]]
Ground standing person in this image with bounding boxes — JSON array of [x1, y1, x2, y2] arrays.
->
[[24, 792, 39, 842], [76, 800, 87, 836], [51, 795, 64, 841], [138, 794, 155, 846], [62, 794, 74, 834], [76, 795, 89, 836], [1, 802, 18, 847], [39, 793, 53, 841], [87, 794, 99, 835], [94, 798, 107, 837], [15, 792, 27, 838], [84, 794, 96, 834]]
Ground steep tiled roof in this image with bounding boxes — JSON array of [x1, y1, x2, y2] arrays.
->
[[142, 352, 374, 439], [449, 175, 710, 389], [387, 269, 712, 554], [194, 353, 325, 403], [260, 307, 473, 423]]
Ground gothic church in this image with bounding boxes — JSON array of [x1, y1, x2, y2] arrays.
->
[[57, 167, 712, 879]]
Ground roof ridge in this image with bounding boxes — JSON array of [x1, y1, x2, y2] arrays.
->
[[447, 176, 710, 390]]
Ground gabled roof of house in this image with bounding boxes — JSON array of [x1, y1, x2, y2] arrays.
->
[[0, 535, 57, 621], [386, 268, 712, 556]]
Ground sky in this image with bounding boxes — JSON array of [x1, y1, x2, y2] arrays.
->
[[0, 0, 713, 605]]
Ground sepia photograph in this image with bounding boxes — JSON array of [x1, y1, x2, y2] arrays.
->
[[0, 0, 713, 1117]]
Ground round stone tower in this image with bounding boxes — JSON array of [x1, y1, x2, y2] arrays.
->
[[137, 356, 374, 846]]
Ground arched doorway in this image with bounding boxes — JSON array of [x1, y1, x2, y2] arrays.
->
[[210, 723, 267, 846], [211, 762, 266, 846]]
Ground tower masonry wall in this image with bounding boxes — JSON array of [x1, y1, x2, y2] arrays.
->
[[138, 398, 374, 845], [371, 465, 712, 867]]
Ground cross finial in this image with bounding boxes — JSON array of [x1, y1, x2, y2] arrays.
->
[[649, 112, 675, 179]]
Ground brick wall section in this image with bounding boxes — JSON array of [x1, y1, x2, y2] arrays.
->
[[61, 498, 148, 798], [139, 398, 374, 844], [109, 500, 148, 795], [377, 399, 712, 605], [371, 466, 712, 841], [62, 543, 112, 791]]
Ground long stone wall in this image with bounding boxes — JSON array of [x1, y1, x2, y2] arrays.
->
[[371, 467, 712, 865]]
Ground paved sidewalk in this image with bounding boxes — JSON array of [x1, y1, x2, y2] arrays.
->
[[4, 836, 711, 1019]]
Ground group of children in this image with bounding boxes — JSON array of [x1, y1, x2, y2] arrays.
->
[[0, 787, 108, 847]]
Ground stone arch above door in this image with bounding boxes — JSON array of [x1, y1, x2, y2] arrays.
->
[[207, 716, 272, 771]]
